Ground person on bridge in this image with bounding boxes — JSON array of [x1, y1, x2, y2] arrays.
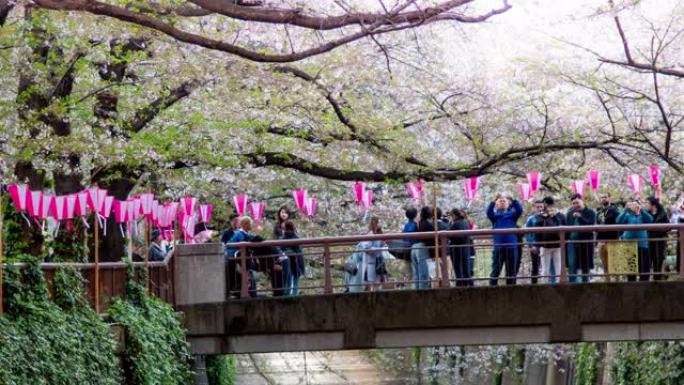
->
[[224, 217, 257, 297], [279, 220, 304, 296], [273, 206, 293, 239], [617, 201, 654, 281], [596, 193, 620, 281], [645, 196, 669, 280], [221, 215, 240, 244], [149, 229, 172, 262], [486, 193, 523, 286], [361, 217, 389, 291], [448, 208, 473, 287], [524, 200, 544, 284], [533, 197, 566, 284], [411, 206, 435, 290], [566, 195, 596, 283]]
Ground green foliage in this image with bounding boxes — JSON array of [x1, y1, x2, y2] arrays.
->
[[107, 265, 192, 385], [206, 355, 236, 385], [0, 261, 121, 385], [612, 341, 684, 385], [2, 198, 37, 261], [575, 343, 598, 385]]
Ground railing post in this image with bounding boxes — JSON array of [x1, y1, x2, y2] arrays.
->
[[240, 246, 249, 299], [559, 230, 569, 283], [440, 234, 450, 288], [679, 228, 684, 280], [323, 243, 332, 294]]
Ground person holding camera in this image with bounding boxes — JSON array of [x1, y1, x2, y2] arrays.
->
[[617, 199, 654, 281], [566, 194, 596, 283], [534, 197, 566, 284], [486, 192, 523, 286]]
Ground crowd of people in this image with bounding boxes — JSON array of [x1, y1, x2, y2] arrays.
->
[[220, 192, 684, 296]]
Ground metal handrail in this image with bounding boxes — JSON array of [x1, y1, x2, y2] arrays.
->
[[224, 223, 684, 248]]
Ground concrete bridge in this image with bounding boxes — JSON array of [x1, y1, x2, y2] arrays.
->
[[180, 281, 684, 354], [171, 223, 684, 355]]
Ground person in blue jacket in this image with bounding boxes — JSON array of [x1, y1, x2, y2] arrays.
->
[[487, 193, 523, 285], [617, 200, 654, 281]]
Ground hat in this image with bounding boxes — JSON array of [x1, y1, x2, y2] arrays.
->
[[151, 229, 161, 240]]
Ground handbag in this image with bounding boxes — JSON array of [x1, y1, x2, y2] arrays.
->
[[387, 240, 412, 261]]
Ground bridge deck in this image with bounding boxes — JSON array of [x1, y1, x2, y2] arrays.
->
[[180, 281, 684, 354]]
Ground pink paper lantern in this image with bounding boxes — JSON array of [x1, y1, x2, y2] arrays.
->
[[113, 200, 128, 223], [360, 190, 373, 209], [140, 193, 154, 216], [27, 190, 43, 217], [39, 194, 52, 220], [199, 204, 213, 223], [628, 174, 642, 194], [65, 194, 77, 220], [571, 180, 586, 198], [292, 190, 307, 211], [648, 165, 661, 186], [303, 197, 317, 217], [102, 196, 114, 218], [50, 196, 67, 221], [406, 182, 422, 202], [587, 170, 601, 191], [519, 183, 532, 202], [233, 194, 248, 216], [526, 172, 542, 193], [353, 182, 365, 204], [8, 184, 28, 212], [249, 202, 265, 222], [87, 187, 108, 214], [464, 177, 479, 202], [75, 192, 88, 217]]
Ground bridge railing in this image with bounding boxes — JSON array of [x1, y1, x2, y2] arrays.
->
[[225, 223, 684, 298]]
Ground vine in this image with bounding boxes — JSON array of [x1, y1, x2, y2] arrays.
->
[[107, 265, 193, 385], [0, 260, 121, 385], [575, 342, 599, 385]]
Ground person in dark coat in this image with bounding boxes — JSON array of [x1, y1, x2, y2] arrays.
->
[[221, 215, 240, 244], [566, 194, 596, 283], [148, 229, 170, 262], [280, 221, 304, 296], [449, 209, 473, 287], [533, 197, 566, 284], [645, 196, 669, 280], [596, 193, 620, 280]]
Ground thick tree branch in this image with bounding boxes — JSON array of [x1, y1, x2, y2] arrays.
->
[[188, 0, 510, 30], [242, 137, 621, 182], [34, 0, 509, 63], [123, 79, 201, 133]]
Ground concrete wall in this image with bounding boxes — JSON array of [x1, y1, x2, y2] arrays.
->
[[178, 281, 684, 354], [174, 243, 225, 306]]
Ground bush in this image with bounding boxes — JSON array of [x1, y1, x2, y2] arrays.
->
[[207, 355, 236, 385], [0, 261, 121, 385]]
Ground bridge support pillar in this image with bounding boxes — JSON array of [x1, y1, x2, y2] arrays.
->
[[175, 243, 225, 305], [193, 355, 208, 385]]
